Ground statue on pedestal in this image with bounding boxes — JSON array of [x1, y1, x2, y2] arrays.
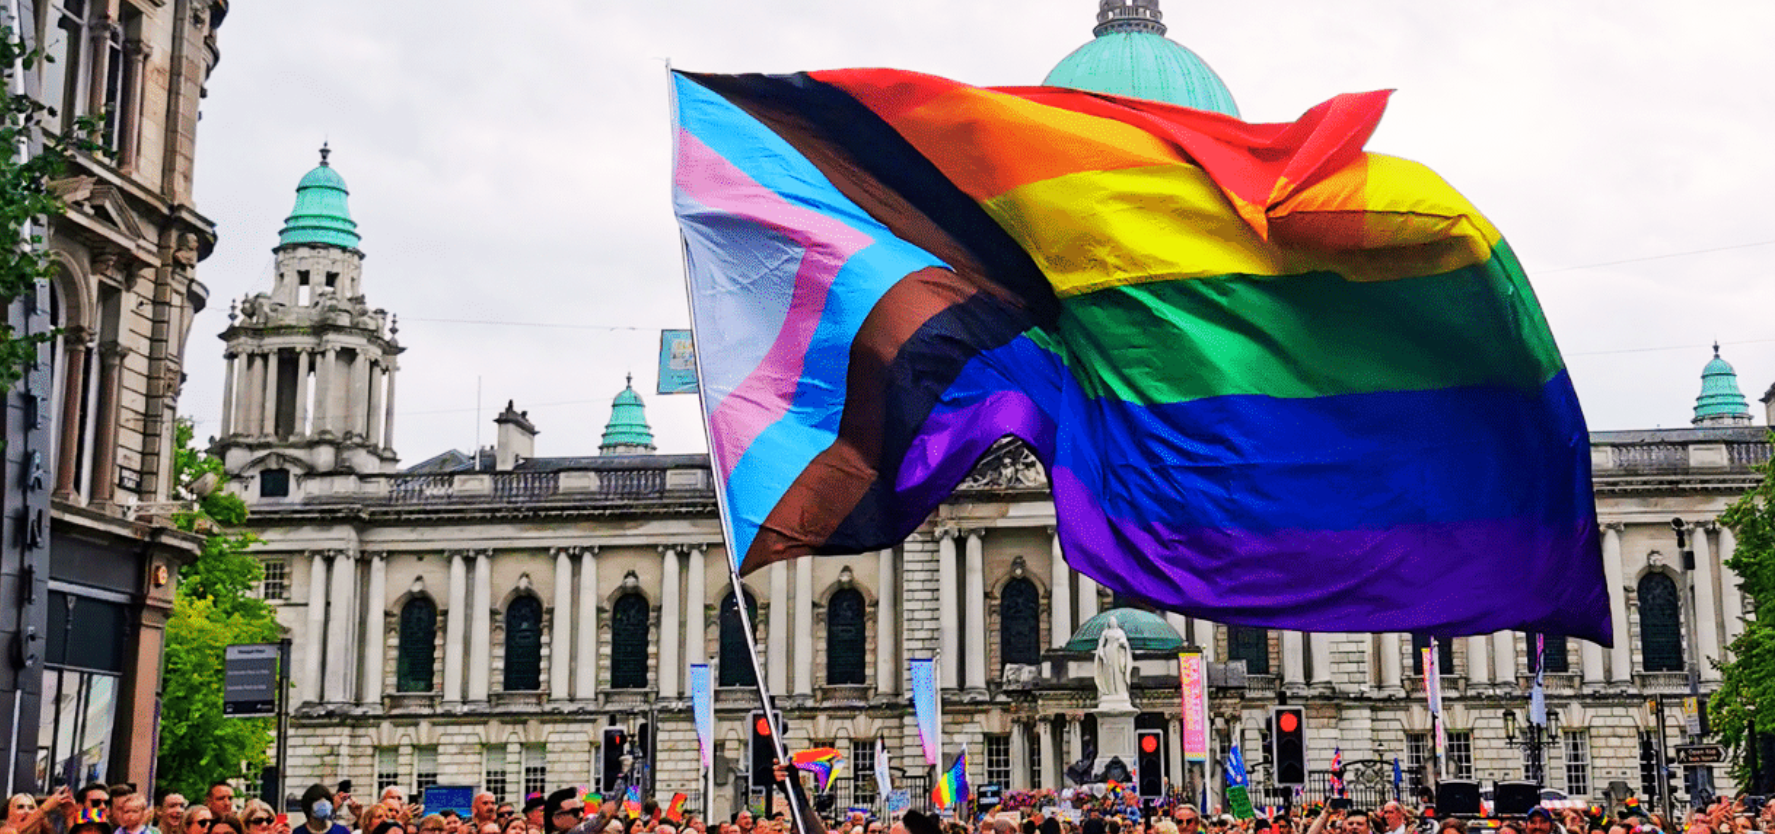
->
[[1094, 615, 1133, 708]]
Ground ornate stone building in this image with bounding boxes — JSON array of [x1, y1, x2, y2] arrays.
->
[[230, 0, 1763, 818]]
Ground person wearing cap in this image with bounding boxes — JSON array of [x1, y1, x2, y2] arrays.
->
[[1525, 808, 1564, 834], [522, 798, 545, 834]]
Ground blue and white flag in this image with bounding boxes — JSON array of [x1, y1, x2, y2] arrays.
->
[[1225, 744, 1250, 789], [875, 736, 893, 799], [689, 663, 715, 768], [910, 658, 941, 767]]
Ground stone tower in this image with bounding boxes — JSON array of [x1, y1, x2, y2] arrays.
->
[[216, 146, 404, 491]]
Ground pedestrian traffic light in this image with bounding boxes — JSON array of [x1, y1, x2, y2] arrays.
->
[[1136, 729, 1165, 798], [601, 726, 628, 793], [1272, 706, 1306, 786], [749, 710, 784, 788]]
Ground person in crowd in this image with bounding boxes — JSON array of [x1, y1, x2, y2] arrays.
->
[[542, 789, 584, 834], [204, 788, 235, 824], [522, 798, 545, 834], [369, 821, 407, 834], [154, 792, 189, 834], [476, 823, 499, 834], [1437, 819, 1466, 834], [71, 810, 112, 834], [211, 816, 246, 834], [494, 807, 513, 827], [4, 787, 69, 834], [439, 812, 462, 834], [298, 786, 347, 834], [1524, 807, 1562, 834], [6, 794, 38, 831], [183, 808, 216, 834], [499, 816, 527, 834], [114, 795, 151, 834], [471, 798, 498, 833], [358, 803, 397, 834], [417, 816, 446, 834], [1378, 804, 1409, 834]]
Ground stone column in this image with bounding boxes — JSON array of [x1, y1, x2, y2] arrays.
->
[[1602, 523, 1631, 682], [261, 349, 280, 436], [445, 552, 467, 702], [794, 557, 814, 696], [768, 561, 789, 693], [367, 362, 386, 445], [1049, 530, 1072, 648], [964, 530, 987, 691], [1719, 526, 1746, 647], [687, 545, 709, 668], [876, 548, 897, 695], [1309, 632, 1333, 690], [469, 551, 493, 700], [294, 350, 311, 435], [53, 334, 90, 499], [241, 352, 262, 437], [1380, 633, 1403, 691], [1282, 631, 1306, 690], [302, 552, 329, 704], [1692, 525, 1722, 682], [361, 553, 387, 704], [1078, 574, 1101, 624], [1010, 723, 1030, 791], [551, 549, 574, 701], [1468, 635, 1491, 687], [577, 548, 600, 700], [1492, 631, 1516, 687], [1169, 716, 1186, 785], [314, 346, 334, 435], [660, 546, 683, 699], [1066, 717, 1081, 766], [383, 362, 399, 449], [215, 348, 233, 437], [1581, 638, 1605, 686], [351, 350, 372, 437], [1037, 718, 1055, 790], [89, 343, 123, 504], [938, 528, 959, 688], [325, 551, 357, 703]]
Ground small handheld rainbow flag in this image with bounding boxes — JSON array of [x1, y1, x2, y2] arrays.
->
[[581, 791, 603, 807], [77, 809, 107, 825], [931, 745, 969, 809], [665, 793, 687, 823], [623, 785, 643, 819], [792, 747, 846, 793]]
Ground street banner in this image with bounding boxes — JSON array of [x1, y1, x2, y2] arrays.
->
[[1224, 745, 1254, 820], [911, 658, 941, 767], [690, 663, 715, 768], [1529, 634, 1548, 726], [875, 736, 893, 799], [1423, 645, 1446, 763], [1179, 651, 1210, 763], [658, 329, 697, 394]]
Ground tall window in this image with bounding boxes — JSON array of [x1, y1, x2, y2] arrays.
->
[[610, 592, 650, 689], [1638, 573, 1684, 672], [1405, 733, 1429, 790], [397, 597, 437, 693], [1445, 731, 1474, 780], [1227, 626, 1269, 675], [375, 748, 400, 791], [484, 746, 508, 803], [1562, 731, 1590, 797], [719, 590, 759, 687], [261, 560, 288, 600], [984, 734, 1012, 788], [415, 747, 440, 791], [826, 588, 867, 685], [850, 739, 878, 807], [523, 744, 547, 798], [503, 596, 543, 691], [999, 577, 1041, 667], [1411, 634, 1455, 676], [39, 0, 87, 136], [1529, 635, 1570, 675]]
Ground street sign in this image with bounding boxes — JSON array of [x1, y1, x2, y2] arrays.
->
[[223, 643, 280, 717], [1674, 745, 1725, 765]]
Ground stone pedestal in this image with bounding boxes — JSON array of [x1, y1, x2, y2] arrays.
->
[[1096, 703, 1139, 775]]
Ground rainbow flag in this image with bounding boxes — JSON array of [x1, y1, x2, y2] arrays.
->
[[932, 746, 970, 809], [670, 68, 1608, 641], [791, 747, 846, 793], [665, 793, 687, 823], [1329, 748, 1345, 797], [622, 785, 643, 819]]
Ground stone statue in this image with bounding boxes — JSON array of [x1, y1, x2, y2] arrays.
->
[[1093, 614, 1133, 707]]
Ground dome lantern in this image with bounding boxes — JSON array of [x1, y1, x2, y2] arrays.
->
[[1693, 343, 1752, 426], [599, 374, 657, 455], [278, 142, 362, 250]]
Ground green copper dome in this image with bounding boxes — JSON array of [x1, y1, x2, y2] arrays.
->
[[599, 375, 657, 454], [1045, 0, 1239, 117], [1064, 608, 1187, 653], [278, 144, 362, 250], [1693, 343, 1752, 426]]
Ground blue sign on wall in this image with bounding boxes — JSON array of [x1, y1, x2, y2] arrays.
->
[[422, 786, 475, 818]]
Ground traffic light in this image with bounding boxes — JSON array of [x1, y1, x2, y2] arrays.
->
[[1271, 706, 1306, 786], [601, 726, 629, 793], [749, 710, 784, 788], [1136, 729, 1165, 798]]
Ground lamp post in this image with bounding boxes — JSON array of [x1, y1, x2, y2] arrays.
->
[[1503, 707, 1560, 786]]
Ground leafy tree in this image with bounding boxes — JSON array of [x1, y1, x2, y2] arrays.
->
[[1712, 445, 1775, 789], [157, 418, 280, 801]]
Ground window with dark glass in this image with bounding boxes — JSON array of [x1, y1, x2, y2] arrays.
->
[[826, 588, 867, 685], [719, 590, 758, 687], [1529, 634, 1570, 675], [1227, 626, 1269, 675], [396, 597, 437, 693], [1410, 633, 1455, 676], [1638, 573, 1684, 672], [999, 577, 1041, 667], [610, 592, 650, 689], [503, 595, 543, 691], [260, 468, 290, 498]]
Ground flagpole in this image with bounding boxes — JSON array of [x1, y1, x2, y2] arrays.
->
[[667, 61, 812, 834]]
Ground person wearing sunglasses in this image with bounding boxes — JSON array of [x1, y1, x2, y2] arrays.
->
[[242, 799, 291, 834], [185, 809, 217, 834]]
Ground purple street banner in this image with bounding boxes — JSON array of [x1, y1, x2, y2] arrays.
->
[[690, 663, 714, 768], [910, 658, 941, 767], [1179, 651, 1209, 763]]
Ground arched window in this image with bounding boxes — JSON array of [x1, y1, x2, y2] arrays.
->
[[502, 596, 543, 691], [1528, 635, 1570, 675], [396, 597, 436, 693], [1000, 578, 1041, 667], [1227, 626, 1269, 675], [719, 590, 759, 687], [1410, 634, 1455, 676], [610, 593, 650, 689], [826, 588, 867, 685], [1638, 573, 1684, 672]]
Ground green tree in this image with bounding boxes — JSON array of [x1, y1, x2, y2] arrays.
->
[[157, 418, 280, 801], [1712, 444, 1775, 788]]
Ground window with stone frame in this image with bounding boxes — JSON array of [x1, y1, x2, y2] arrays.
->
[[1404, 733, 1429, 790], [260, 559, 288, 601], [375, 747, 400, 792], [397, 597, 438, 693], [1227, 626, 1270, 676], [719, 590, 759, 687], [610, 592, 651, 690], [1528, 635, 1570, 675], [850, 738, 878, 807], [984, 734, 1012, 789], [1637, 573, 1684, 672], [1445, 732, 1473, 781], [484, 745, 508, 803], [415, 746, 440, 791], [826, 588, 867, 686], [1562, 730, 1590, 797], [999, 577, 1041, 668], [38, 0, 89, 136], [1410, 634, 1455, 677], [523, 744, 547, 799], [503, 595, 543, 691]]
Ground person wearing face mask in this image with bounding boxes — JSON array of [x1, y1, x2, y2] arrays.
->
[[299, 787, 348, 834]]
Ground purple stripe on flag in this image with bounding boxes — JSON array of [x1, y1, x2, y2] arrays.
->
[[893, 390, 1054, 514], [673, 129, 872, 476]]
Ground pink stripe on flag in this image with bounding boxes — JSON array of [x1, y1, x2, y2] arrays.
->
[[674, 129, 873, 476]]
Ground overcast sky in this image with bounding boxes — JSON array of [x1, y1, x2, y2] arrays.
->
[[185, 0, 1775, 462]]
